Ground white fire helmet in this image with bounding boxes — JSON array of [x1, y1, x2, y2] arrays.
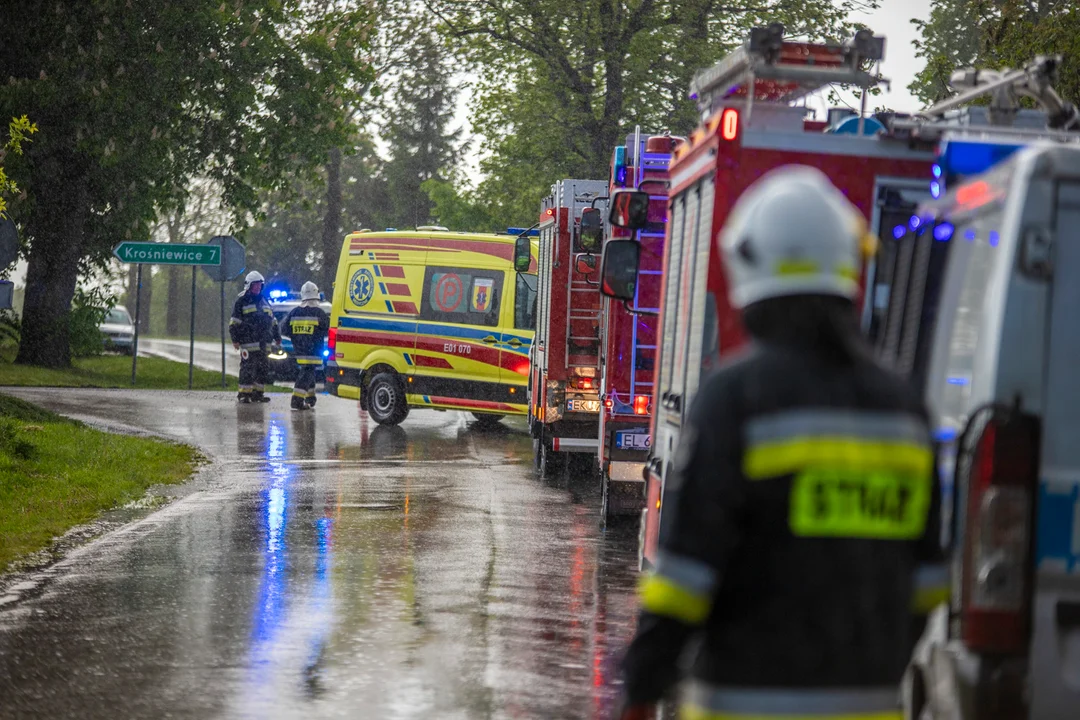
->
[[243, 271, 265, 293], [718, 165, 873, 309], [300, 281, 320, 301]]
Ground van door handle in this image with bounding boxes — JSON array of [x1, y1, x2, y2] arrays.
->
[[507, 338, 522, 348], [482, 336, 498, 344]]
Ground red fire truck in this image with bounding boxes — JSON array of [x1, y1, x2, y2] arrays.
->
[[597, 129, 681, 520], [529, 179, 609, 475], [599, 24, 938, 568]]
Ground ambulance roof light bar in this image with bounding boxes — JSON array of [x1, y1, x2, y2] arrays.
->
[[917, 55, 1080, 131], [689, 23, 887, 118]]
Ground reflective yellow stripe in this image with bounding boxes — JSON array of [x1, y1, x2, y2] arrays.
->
[[681, 707, 901, 720], [744, 438, 933, 480], [639, 574, 711, 625], [912, 563, 950, 613], [229, 317, 242, 325], [912, 584, 950, 614], [788, 469, 931, 539], [295, 358, 323, 365], [774, 260, 819, 276], [242, 305, 257, 314]]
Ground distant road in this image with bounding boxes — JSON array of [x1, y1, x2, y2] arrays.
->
[[138, 337, 239, 376]]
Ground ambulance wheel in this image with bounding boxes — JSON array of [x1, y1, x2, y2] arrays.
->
[[471, 412, 504, 427], [367, 372, 409, 426]]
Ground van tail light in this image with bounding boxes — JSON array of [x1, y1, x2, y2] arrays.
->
[[634, 395, 650, 415], [958, 406, 1040, 655], [328, 327, 337, 353]]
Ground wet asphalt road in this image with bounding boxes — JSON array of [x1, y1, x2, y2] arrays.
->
[[0, 389, 641, 719]]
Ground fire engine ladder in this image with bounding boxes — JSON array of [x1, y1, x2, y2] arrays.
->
[[895, 55, 1080, 137], [689, 23, 887, 128], [566, 185, 604, 369], [628, 126, 667, 402]]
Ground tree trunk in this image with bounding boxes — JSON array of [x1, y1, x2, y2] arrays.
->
[[166, 266, 183, 336], [15, 148, 89, 368], [320, 147, 344, 291]]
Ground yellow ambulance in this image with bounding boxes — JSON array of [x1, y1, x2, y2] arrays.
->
[[325, 227, 539, 426]]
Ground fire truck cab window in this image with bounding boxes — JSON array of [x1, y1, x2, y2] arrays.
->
[[421, 267, 503, 328], [515, 272, 538, 331], [873, 219, 953, 390]]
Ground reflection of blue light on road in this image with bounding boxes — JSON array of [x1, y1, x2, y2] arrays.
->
[[251, 416, 291, 648]]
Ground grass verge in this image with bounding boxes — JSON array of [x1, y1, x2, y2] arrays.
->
[[0, 393, 202, 571], [0, 353, 291, 391]]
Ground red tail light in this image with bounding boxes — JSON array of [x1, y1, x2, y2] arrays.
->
[[570, 376, 594, 390], [328, 327, 337, 353], [634, 395, 650, 415], [604, 398, 614, 410], [959, 407, 1040, 654]]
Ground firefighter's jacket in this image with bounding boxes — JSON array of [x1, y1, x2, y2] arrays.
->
[[281, 303, 329, 364], [622, 337, 948, 717], [229, 291, 280, 351]]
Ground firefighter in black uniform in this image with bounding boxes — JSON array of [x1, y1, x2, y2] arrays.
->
[[230, 270, 280, 403], [281, 281, 329, 411], [617, 166, 950, 720]]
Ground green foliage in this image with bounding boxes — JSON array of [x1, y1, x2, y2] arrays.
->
[[0, 397, 198, 571], [0, 0, 378, 366], [0, 309, 19, 348], [427, 0, 872, 222], [0, 417, 36, 460], [422, 179, 500, 233], [0, 115, 37, 216], [382, 32, 463, 228], [910, 1, 1080, 107], [68, 284, 115, 358], [0, 393, 69, 424], [0, 354, 265, 391]]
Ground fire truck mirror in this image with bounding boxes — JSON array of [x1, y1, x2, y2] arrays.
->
[[579, 208, 604, 251], [600, 239, 640, 301], [609, 189, 650, 230], [575, 254, 597, 275], [513, 235, 532, 273]]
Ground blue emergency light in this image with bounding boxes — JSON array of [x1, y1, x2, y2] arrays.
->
[[935, 139, 1025, 195], [507, 227, 539, 236], [268, 288, 289, 300], [613, 145, 628, 186]]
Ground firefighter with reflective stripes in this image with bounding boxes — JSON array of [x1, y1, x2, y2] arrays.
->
[[617, 166, 950, 720], [282, 281, 329, 411], [229, 271, 280, 403]]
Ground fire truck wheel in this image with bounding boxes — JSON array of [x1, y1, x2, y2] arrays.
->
[[471, 413, 505, 427], [367, 372, 409, 426], [538, 434, 564, 477]]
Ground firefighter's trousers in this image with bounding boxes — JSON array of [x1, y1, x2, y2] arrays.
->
[[239, 349, 270, 397], [292, 357, 321, 408]]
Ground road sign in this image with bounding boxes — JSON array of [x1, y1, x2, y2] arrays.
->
[[113, 241, 221, 266], [202, 235, 245, 282], [0, 215, 18, 268]]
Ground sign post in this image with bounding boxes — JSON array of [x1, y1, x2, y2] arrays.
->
[[0, 216, 20, 311], [202, 236, 246, 389], [131, 264, 142, 386], [113, 241, 223, 386]]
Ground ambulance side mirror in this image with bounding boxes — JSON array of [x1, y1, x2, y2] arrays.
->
[[600, 239, 640, 301], [609, 189, 649, 231], [579, 207, 604, 252], [513, 235, 532, 272]]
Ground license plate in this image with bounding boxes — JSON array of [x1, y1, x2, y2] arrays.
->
[[615, 431, 651, 450], [567, 398, 601, 413]]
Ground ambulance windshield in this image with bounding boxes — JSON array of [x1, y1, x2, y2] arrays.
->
[[516, 272, 538, 330]]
